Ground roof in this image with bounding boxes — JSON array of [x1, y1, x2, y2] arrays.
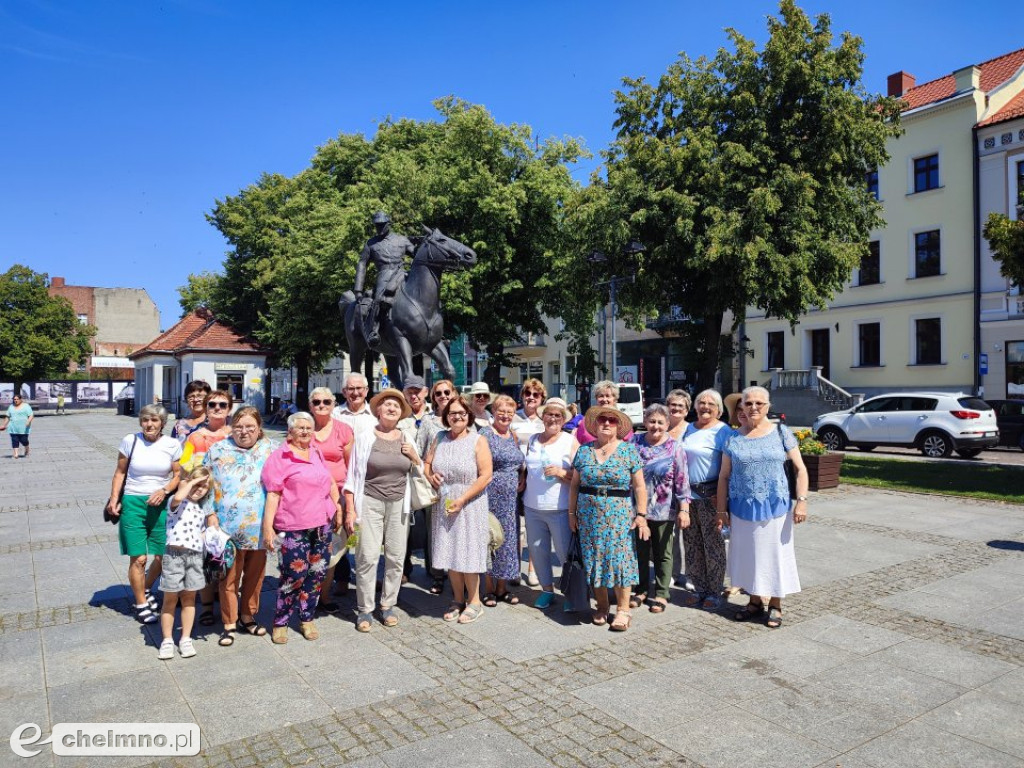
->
[[901, 47, 1024, 111], [129, 308, 263, 359], [977, 88, 1024, 128]]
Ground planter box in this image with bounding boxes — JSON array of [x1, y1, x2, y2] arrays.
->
[[803, 452, 843, 491]]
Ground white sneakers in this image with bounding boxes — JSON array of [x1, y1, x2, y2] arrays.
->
[[158, 637, 196, 660]]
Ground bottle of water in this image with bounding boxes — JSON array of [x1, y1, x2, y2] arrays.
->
[[540, 447, 556, 484]]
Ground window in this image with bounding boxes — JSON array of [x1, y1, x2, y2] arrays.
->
[[915, 318, 942, 365], [858, 396, 897, 413], [913, 154, 939, 192], [1017, 161, 1024, 208], [216, 373, 243, 402], [1008, 341, 1024, 399], [914, 230, 941, 278], [77, 313, 89, 325], [766, 332, 784, 369], [866, 169, 879, 200], [859, 242, 880, 285], [857, 323, 880, 367]]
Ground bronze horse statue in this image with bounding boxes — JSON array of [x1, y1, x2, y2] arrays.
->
[[339, 227, 477, 389]]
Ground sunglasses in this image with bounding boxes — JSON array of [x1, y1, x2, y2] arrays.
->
[[596, 415, 619, 425], [522, 392, 542, 399], [208, 402, 230, 410], [473, 393, 490, 399], [434, 389, 453, 397], [311, 399, 333, 406]]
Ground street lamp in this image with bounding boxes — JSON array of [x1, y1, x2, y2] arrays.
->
[[588, 240, 646, 380]]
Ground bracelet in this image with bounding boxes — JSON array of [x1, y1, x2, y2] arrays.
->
[[635, 513, 647, 518]]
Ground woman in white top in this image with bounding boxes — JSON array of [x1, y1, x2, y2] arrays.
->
[[106, 404, 183, 624], [522, 397, 579, 609]]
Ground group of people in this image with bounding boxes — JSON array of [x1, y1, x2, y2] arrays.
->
[[106, 372, 809, 658]]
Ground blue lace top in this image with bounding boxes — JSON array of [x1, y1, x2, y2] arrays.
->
[[724, 426, 797, 522]]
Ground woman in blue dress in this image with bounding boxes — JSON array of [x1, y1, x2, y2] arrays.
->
[[569, 405, 648, 631], [481, 395, 525, 605]]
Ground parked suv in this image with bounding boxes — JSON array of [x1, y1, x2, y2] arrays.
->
[[812, 392, 999, 458]]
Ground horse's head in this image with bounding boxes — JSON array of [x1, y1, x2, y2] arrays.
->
[[414, 226, 477, 271]]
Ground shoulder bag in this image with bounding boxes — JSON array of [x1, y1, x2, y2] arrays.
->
[[104, 435, 138, 524], [776, 424, 797, 500], [403, 434, 438, 510]]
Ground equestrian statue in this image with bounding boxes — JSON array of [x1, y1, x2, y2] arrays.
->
[[339, 213, 477, 389]]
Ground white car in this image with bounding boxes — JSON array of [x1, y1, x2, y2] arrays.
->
[[813, 392, 999, 459]]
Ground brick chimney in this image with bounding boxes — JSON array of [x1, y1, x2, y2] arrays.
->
[[51, 276, 65, 288], [887, 71, 916, 98]]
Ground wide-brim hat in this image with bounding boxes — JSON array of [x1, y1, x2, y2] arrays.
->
[[370, 388, 412, 420], [469, 381, 494, 403], [723, 393, 743, 425], [539, 397, 571, 421], [584, 405, 631, 440]]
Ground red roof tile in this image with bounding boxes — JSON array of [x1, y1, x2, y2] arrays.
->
[[901, 47, 1024, 111], [978, 89, 1024, 127], [129, 309, 263, 358]]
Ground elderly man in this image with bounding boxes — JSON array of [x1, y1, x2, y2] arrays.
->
[[396, 375, 433, 582], [332, 373, 377, 436]]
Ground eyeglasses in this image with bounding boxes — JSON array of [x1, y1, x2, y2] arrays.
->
[[596, 415, 619, 425], [447, 411, 468, 420], [473, 393, 490, 399], [543, 412, 565, 420], [311, 399, 333, 406], [291, 426, 314, 433], [744, 402, 768, 410], [667, 403, 688, 410], [232, 425, 258, 433], [345, 387, 368, 393], [187, 394, 206, 401], [208, 402, 230, 410]]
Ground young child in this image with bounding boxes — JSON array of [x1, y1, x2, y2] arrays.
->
[[158, 467, 213, 660]]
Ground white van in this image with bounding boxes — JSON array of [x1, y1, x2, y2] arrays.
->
[[616, 383, 644, 429]]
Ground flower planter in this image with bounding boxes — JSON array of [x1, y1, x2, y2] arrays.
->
[[803, 452, 843, 491]]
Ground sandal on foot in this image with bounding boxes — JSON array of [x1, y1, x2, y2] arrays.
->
[[591, 611, 609, 626], [299, 621, 319, 641], [629, 593, 647, 609], [198, 603, 216, 626], [701, 595, 723, 611], [135, 604, 158, 624], [457, 603, 484, 624], [379, 608, 399, 627], [681, 592, 702, 607], [157, 639, 175, 660], [356, 613, 373, 632], [144, 590, 159, 611], [238, 619, 267, 637], [271, 626, 288, 644], [649, 598, 667, 614], [766, 607, 783, 629], [442, 603, 464, 622], [610, 610, 632, 631], [429, 578, 445, 596], [733, 602, 766, 622], [482, 593, 498, 608], [498, 591, 520, 605], [218, 628, 236, 647]]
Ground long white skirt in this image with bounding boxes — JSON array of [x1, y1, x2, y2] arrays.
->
[[728, 513, 801, 598]]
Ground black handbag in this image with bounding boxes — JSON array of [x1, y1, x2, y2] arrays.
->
[[559, 533, 591, 611], [104, 436, 138, 524], [777, 424, 797, 500]]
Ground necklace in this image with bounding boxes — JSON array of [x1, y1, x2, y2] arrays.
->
[[594, 440, 617, 461]]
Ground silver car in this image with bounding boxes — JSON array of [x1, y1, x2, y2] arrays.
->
[[813, 392, 999, 459]]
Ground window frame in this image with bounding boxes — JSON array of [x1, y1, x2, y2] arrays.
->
[[913, 229, 942, 279], [859, 241, 881, 286], [765, 331, 785, 370], [912, 317, 943, 366], [913, 153, 940, 193], [855, 321, 882, 368]]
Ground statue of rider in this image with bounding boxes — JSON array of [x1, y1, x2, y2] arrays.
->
[[353, 211, 415, 346]]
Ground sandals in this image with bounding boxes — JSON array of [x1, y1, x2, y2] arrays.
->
[[198, 603, 216, 626], [733, 601, 766, 622], [457, 603, 484, 624], [591, 611, 609, 626], [442, 603, 464, 622], [649, 598, 667, 614], [610, 610, 632, 632], [497, 591, 520, 605], [135, 604, 158, 624], [356, 613, 373, 632], [299, 621, 319, 641], [218, 628, 236, 647], [379, 608, 399, 627], [238, 619, 267, 637], [271, 626, 288, 644], [681, 592, 702, 607], [429, 578, 445, 596], [482, 593, 498, 608], [766, 607, 783, 629], [629, 593, 647, 609], [701, 595, 723, 611]]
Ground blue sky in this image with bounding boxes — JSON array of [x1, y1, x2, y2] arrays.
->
[[2, 1, 1021, 329]]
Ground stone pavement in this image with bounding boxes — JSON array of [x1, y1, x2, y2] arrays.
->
[[1, 411, 1023, 768]]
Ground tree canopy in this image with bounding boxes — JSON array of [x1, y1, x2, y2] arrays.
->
[[0, 265, 95, 386], [566, 0, 902, 388], [983, 212, 1024, 287]]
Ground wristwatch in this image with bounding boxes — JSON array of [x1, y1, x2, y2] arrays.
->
[[796, 495, 808, 502]]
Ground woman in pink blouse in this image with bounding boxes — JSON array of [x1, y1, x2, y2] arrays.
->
[[261, 411, 343, 644]]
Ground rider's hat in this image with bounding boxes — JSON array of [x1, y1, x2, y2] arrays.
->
[[372, 211, 391, 225]]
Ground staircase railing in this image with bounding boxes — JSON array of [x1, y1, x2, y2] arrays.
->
[[767, 367, 862, 409]]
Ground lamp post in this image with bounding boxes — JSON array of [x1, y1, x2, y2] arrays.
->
[[588, 240, 646, 381]]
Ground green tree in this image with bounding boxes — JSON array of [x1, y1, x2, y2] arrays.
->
[[176, 270, 221, 314], [567, 0, 901, 389], [983, 212, 1024, 287], [0, 265, 95, 388]]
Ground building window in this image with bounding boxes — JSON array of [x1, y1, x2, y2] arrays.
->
[[766, 332, 784, 369], [860, 241, 880, 285], [77, 314, 89, 325], [866, 169, 879, 200], [915, 318, 942, 365], [914, 230, 941, 278], [913, 154, 939, 192], [1017, 160, 1024, 208], [1007, 341, 1024, 399], [216, 373, 243, 403], [857, 323, 881, 367]]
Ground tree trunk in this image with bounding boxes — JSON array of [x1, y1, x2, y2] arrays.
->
[[295, 350, 310, 410], [699, 312, 725, 393]]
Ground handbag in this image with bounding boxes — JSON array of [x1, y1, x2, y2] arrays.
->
[[103, 435, 138, 524], [403, 434, 438, 510], [777, 424, 797, 500], [488, 512, 505, 553], [558, 533, 590, 611]]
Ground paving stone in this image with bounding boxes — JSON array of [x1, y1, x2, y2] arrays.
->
[[838, 720, 1024, 767]]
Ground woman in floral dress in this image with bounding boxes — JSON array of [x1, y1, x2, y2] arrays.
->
[[481, 395, 525, 606], [569, 405, 648, 631]]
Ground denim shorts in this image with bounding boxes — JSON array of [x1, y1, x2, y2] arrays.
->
[[161, 547, 205, 592]]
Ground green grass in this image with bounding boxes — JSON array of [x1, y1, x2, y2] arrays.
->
[[839, 454, 1024, 504]]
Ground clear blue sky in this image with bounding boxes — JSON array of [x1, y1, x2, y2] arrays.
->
[[2, 1, 1021, 330]]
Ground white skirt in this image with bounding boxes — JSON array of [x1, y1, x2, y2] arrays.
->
[[728, 513, 801, 598]]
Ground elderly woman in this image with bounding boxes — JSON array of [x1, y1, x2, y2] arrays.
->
[[666, 389, 692, 440], [511, 378, 547, 586], [172, 380, 211, 443], [2, 393, 34, 459], [522, 397, 578, 609], [416, 379, 458, 595], [575, 380, 634, 446], [469, 381, 494, 429], [680, 389, 734, 609], [202, 406, 275, 645], [261, 412, 343, 644], [425, 395, 493, 624], [569, 405, 648, 631], [630, 403, 690, 613], [309, 386, 355, 613], [107, 404, 182, 624], [344, 389, 420, 632], [481, 394, 525, 606], [716, 386, 807, 629]]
